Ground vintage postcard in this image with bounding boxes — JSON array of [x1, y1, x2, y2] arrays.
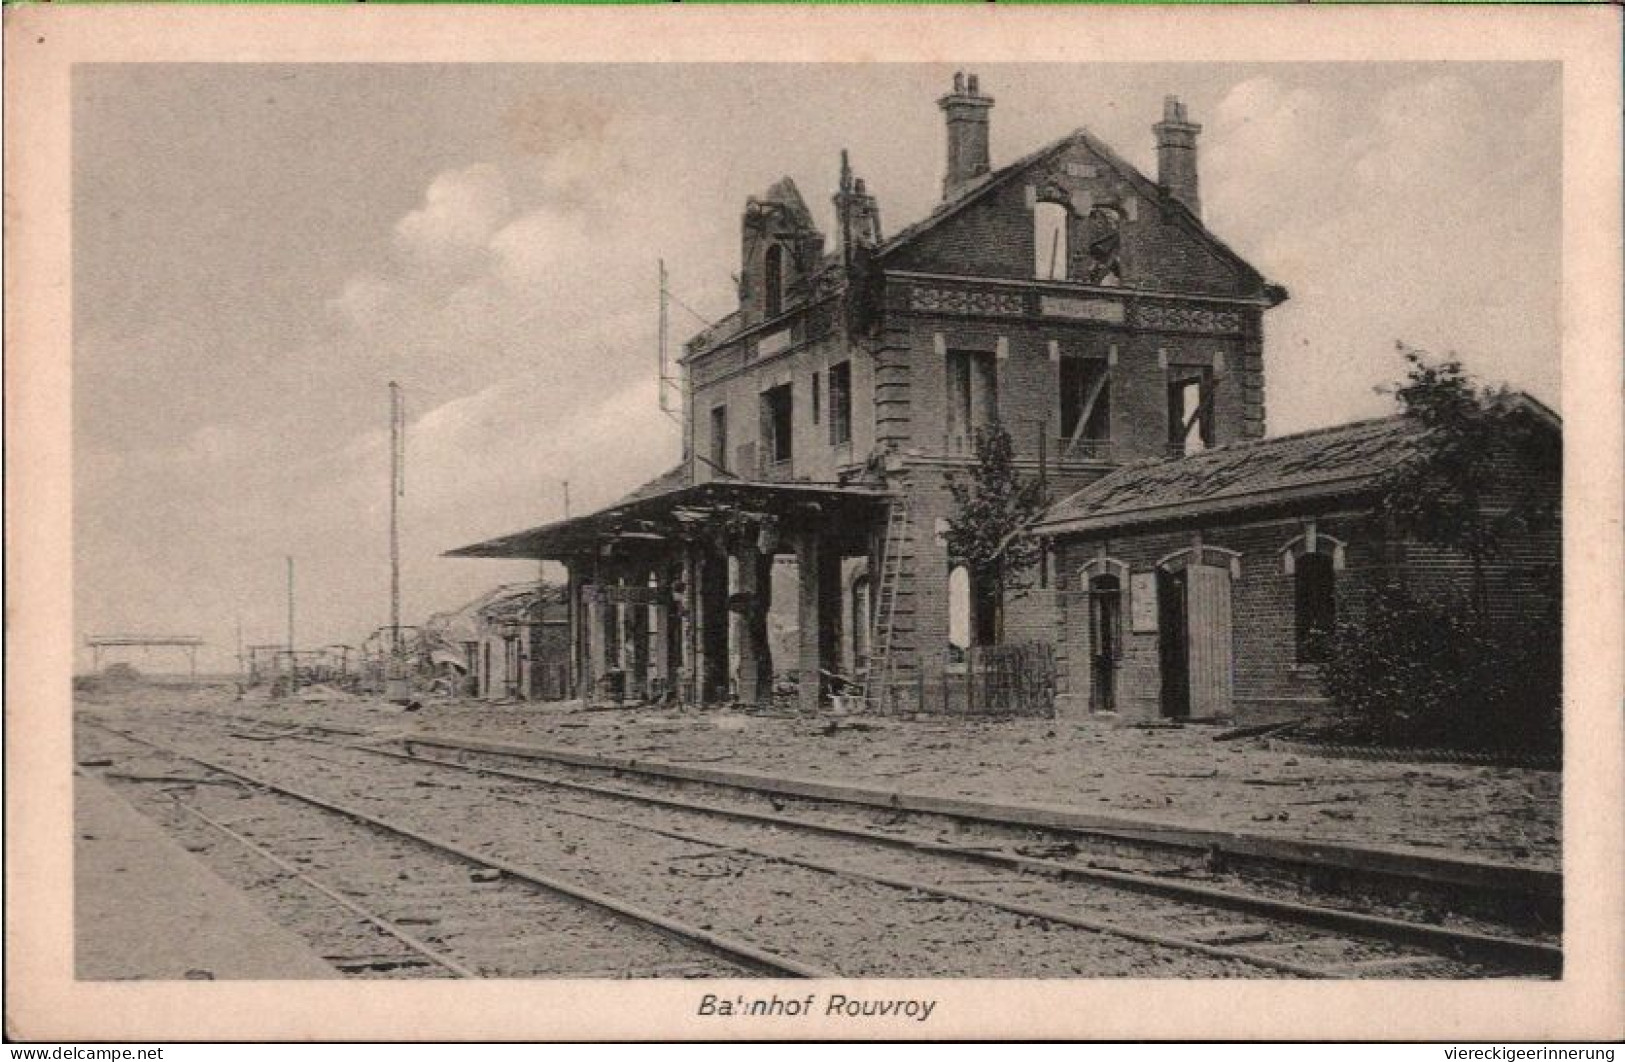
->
[[6, 3, 1622, 1043]]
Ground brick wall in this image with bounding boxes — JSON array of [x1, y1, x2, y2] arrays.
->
[[886, 138, 1258, 297], [688, 308, 874, 485], [1052, 510, 1395, 725], [1049, 451, 1561, 729], [887, 308, 1263, 467]]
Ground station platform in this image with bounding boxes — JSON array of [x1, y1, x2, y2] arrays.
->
[[75, 772, 335, 980]]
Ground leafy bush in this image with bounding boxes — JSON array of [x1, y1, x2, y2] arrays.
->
[[1316, 587, 1560, 755]]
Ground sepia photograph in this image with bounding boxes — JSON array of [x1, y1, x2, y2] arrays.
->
[[7, 4, 1622, 1044]]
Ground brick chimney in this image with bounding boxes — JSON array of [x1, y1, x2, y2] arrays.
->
[[1153, 95, 1202, 218], [834, 150, 883, 258], [938, 71, 994, 200]]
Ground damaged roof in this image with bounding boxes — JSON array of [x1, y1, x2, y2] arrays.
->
[[446, 476, 889, 560], [612, 463, 691, 506], [877, 127, 1277, 298], [686, 123, 1284, 359], [1036, 414, 1428, 535]]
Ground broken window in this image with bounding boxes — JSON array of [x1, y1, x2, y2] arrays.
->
[[764, 244, 785, 318], [946, 348, 998, 451], [947, 564, 972, 663], [760, 383, 793, 467], [1034, 200, 1069, 280], [710, 405, 729, 474], [1295, 551, 1336, 664], [829, 361, 852, 445], [1167, 368, 1216, 455], [1059, 356, 1112, 455]]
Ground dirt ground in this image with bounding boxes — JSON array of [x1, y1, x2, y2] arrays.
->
[[83, 683, 1561, 870]]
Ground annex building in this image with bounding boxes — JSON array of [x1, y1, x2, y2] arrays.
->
[[449, 74, 1560, 725]]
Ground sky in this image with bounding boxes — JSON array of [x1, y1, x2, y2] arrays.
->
[[73, 62, 1561, 672]]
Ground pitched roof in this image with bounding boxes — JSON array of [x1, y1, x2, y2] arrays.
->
[[877, 128, 1273, 295], [687, 123, 1282, 360], [1036, 414, 1426, 535]]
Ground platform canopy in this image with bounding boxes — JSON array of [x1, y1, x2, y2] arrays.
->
[[445, 478, 890, 561]]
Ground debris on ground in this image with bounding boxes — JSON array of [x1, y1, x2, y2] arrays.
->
[[1212, 719, 1305, 742]]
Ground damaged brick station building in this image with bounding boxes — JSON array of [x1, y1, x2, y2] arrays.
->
[[448, 74, 1560, 724]]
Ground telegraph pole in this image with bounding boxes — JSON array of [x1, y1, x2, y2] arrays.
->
[[386, 382, 411, 703], [390, 381, 403, 655], [286, 555, 297, 691]]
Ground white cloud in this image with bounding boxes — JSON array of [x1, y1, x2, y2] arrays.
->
[[393, 162, 514, 261], [333, 272, 397, 330], [1353, 76, 1492, 192]]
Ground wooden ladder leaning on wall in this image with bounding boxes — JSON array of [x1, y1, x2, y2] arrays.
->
[[865, 497, 911, 713]]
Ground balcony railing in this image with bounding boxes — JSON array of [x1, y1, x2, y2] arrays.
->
[[1050, 437, 1114, 463], [942, 432, 1114, 463]]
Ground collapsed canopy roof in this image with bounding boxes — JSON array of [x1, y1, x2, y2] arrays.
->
[[445, 474, 889, 561]]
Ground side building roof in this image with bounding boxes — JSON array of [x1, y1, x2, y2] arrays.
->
[[1035, 414, 1428, 536]]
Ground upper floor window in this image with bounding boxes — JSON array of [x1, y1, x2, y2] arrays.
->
[[764, 244, 785, 318], [1167, 367, 1215, 455], [1034, 201, 1069, 280], [1059, 356, 1111, 455], [760, 383, 793, 467], [947, 348, 998, 450], [811, 371, 822, 425], [709, 405, 729, 474], [829, 361, 853, 445], [1294, 551, 1336, 664]]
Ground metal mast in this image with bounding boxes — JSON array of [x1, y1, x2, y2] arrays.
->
[[389, 381, 404, 655], [657, 259, 678, 419], [286, 555, 296, 690]]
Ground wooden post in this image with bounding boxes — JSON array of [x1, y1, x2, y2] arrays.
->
[[584, 584, 606, 703], [795, 529, 824, 713], [734, 539, 773, 706], [699, 546, 730, 704], [629, 569, 651, 701], [563, 561, 579, 700], [650, 567, 669, 701]]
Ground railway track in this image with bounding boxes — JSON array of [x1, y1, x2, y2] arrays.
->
[[80, 722, 811, 979], [132, 704, 1562, 936], [114, 702, 1563, 933], [80, 709, 1559, 979]]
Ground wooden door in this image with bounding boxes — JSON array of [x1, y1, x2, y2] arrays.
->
[[1185, 564, 1234, 718], [1157, 568, 1190, 718], [1089, 575, 1122, 713]]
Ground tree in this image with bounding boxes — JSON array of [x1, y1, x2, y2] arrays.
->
[[1312, 345, 1562, 753], [1378, 343, 1560, 618], [943, 423, 1047, 645]]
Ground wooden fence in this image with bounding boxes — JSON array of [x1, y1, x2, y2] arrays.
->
[[912, 641, 1057, 717]]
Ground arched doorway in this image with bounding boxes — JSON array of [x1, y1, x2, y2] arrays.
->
[[1156, 547, 1240, 719]]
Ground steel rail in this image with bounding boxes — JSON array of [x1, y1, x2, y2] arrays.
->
[[333, 736, 1559, 976], [473, 780, 1338, 979], [166, 797, 480, 978], [97, 707, 1562, 974], [84, 719, 830, 979], [98, 715, 1328, 977]]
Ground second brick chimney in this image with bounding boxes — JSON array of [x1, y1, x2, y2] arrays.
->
[[938, 71, 994, 200], [1154, 95, 1202, 218]]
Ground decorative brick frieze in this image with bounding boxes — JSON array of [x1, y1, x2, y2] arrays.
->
[[908, 284, 1026, 317], [1131, 302, 1244, 334]]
